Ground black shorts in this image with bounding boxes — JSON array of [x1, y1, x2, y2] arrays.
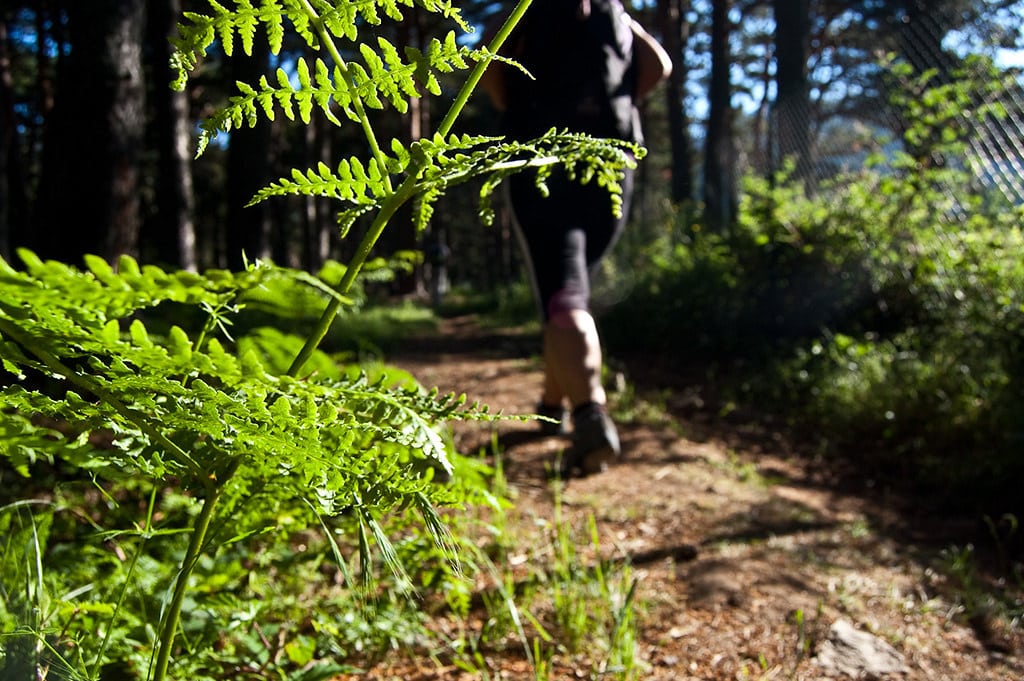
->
[[509, 166, 635, 321]]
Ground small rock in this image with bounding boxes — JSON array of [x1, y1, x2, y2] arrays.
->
[[814, 619, 907, 677]]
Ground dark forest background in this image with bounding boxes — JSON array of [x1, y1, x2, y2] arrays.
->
[[2, 1, 1019, 274]]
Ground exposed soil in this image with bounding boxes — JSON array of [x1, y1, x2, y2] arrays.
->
[[340, 315, 1022, 681]]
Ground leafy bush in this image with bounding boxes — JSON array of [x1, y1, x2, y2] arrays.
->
[[604, 59, 1024, 511]]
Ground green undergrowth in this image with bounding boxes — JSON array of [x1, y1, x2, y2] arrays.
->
[[1, 0, 649, 677], [0, 252, 496, 680], [436, 280, 540, 330], [603, 60, 1024, 517], [0, 252, 641, 680], [427, 450, 643, 680]]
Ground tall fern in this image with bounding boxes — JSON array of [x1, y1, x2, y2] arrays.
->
[[0, 1, 642, 679]]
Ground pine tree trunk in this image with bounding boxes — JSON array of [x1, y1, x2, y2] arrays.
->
[[0, 15, 15, 260], [145, 0, 197, 270], [703, 0, 736, 231], [658, 0, 693, 204], [773, 0, 812, 186], [35, 0, 146, 264], [225, 40, 272, 270]]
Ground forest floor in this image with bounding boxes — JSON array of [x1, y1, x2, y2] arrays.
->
[[338, 314, 1022, 681]]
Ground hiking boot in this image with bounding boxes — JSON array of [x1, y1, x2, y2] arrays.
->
[[536, 402, 569, 436], [566, 402, 620, 476]]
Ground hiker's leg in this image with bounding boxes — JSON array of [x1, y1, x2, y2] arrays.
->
[[538, 169, 632, 412], [509, 168, 632, 415], [535, 227, 592, 411], [543, 306, 606, 409], [508, 175, 575, 413], [540, 363, 565, 408], [544, 295, 619, 475]]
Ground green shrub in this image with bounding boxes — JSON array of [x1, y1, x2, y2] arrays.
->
[[603, 59, 1024, 511]]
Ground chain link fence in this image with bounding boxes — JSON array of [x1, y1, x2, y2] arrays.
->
[[807, 2, 1024, 206]]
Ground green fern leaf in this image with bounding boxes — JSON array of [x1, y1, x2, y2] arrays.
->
[[181, 2, 483, 157], [358, 43, 395, 110], [338, 205, 374, 239], [129, 319, 153, 349], [234, 0, 258, 55], [172, 0, 294, 89], [294, 57, 316, 123], [377, 0, 404, 23], [440, 32, 468, 70], [313, 58, 345, 124], [210, 1, 236, 56], [240, 348, 268, 378], [0, 344, 30, 377], [418, 0, 469, 33], [263, 0, 285, 53], [255, 75, 277, 120], [269, 395, 291, 422], [117, 254, 142, 277], [414, 187, 440, 234], [100, 319, 120, 345], [83, 254, 124, 290], [168, 326, 193, 362], [379, 41, 420, 101], [274, 68, 296, 120], [248, 154, 393, 207], [408, 44, 442, 96], [205, 338, 241, 382], [388, 138, 411, 172], [348, 61, 384, 110], [354, 35, 475, 115]]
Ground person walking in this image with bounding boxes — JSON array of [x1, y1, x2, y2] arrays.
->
[[480, 0, 672, 478]]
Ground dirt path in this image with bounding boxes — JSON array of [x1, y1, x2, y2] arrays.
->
[[377, 315, 1021, 680]]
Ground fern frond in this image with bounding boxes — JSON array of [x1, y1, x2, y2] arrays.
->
[[248, 155, 396, 208], [194, 57, 342, 156], [314, 0, 470, 42], [0, 253, 502, 498], [414, 185, 441, 234], [171, 0, 293, 90], [345, 32, 476, 113], [193, 32, 481, 156], [173, 0, 487, 156], [247, 129, 640, 239], [411, 130, 644, 225]]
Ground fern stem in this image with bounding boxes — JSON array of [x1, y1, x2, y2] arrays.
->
[[0, 317, 204, 480], [285, 2, 534, 377], [150, 480, 226, 681], [297, 0, 393, 192], [435, 0, 534, 138], [287, 168, 421, 377]]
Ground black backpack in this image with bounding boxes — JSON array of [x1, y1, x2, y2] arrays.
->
[[502, 0, 638, 143]]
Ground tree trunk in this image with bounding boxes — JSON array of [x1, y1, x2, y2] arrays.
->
[[703, 0, 736, 231], [659, 0, 693, 204], [772, 0, 812, 186], [0, 14, 16, 260], [145, 0, 197, 270], [224, 40, 272, 270], [752, 46, 773, 176], [35, 0, 146, 264]]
